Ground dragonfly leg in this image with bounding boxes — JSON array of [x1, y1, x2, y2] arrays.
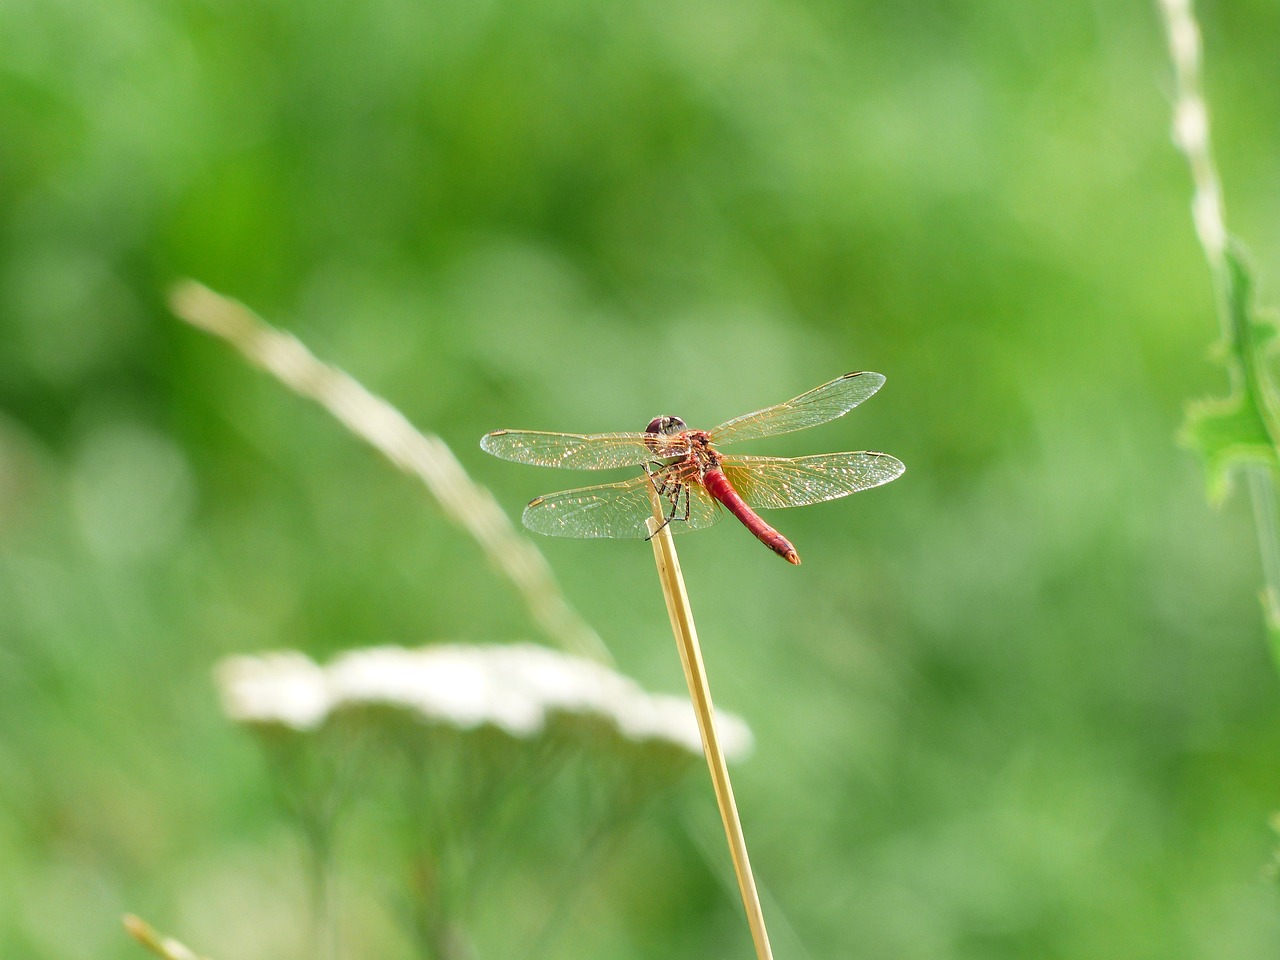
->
[[644, 472, 686, 541], [646, 461, 675, 491]]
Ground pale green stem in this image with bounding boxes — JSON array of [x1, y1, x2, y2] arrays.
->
[[1158, 0, 1280, 648]]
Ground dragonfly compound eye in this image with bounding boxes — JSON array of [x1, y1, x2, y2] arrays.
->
[[646, 416, 687, 436]]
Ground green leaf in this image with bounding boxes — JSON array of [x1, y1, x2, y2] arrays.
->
[[1183, 243, 1280, 502], [1182, 393, 1279, 502]]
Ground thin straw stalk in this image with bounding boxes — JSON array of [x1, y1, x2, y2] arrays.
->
[[645, 513, 773, 960]]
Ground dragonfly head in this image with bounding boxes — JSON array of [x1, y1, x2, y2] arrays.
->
[[646, 415, 687, 436]]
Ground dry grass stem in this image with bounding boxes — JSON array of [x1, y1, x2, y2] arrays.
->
[[645, 514, 773, 960], [123, 915, 208, 960], [169, 280, 607, 661]]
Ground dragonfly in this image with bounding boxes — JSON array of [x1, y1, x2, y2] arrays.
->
[[480, 371, 904, 564]]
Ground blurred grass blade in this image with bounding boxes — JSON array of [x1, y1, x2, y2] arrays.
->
[[169, 280, 608, 662], [123, 915, 209, 960], [1159, 0, 1280, 653]]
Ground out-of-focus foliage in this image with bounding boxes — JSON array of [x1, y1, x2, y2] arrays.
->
[[2, 0, 1279, 957]]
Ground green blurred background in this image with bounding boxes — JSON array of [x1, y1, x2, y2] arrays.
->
[[4, 0, 1280, 957]]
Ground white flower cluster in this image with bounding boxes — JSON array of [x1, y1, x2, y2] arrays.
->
[[216, 643, 752, 760]]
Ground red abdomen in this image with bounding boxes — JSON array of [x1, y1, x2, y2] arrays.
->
[[702, 469, 800, 564]]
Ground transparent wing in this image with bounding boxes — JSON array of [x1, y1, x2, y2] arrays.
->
[[709, 371, 886, 446], [719, 452, 905, 509], [481, 430, 658, 470], [521, 468, 721, 539]]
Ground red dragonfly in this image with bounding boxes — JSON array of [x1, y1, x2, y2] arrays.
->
[[480, 371, 904, 564]]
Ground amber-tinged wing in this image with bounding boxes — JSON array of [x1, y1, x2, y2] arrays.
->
[[521, 470, 721, 539], [719, 452, 904, 509], [709, 371, 886, 446], [481, 430, 659, 470]]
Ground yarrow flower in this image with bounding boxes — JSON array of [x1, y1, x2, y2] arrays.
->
[[216, 643, 753, 957], [216, 643, 752, 760]]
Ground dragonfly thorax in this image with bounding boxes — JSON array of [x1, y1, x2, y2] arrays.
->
[[643, 423, 718, 473]]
